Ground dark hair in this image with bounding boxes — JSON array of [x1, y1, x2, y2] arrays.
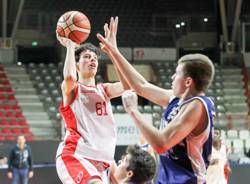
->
[[178, 53, 215, 91], [126, 144, 156, 184], [75, 43, 100, 62]]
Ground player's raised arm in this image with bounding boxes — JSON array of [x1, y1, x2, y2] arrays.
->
[[56, 11, 90, 106], [100, 22, 131, 99], [57, 35, 78, 106], [97, 17, 173, 107]]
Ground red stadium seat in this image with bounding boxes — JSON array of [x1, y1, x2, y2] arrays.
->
[[3, 105, 12, 110], [1, 127, 11, 134], [12, 128, 21, 134], [8, 95, 16, 101], [16, 112, 24, 118], [12, 105, 21, 110], [0, 112, 5, 118], [6, 111, 15, 118], [26, 135, 33, 141], [0, 80, 10, 85], [9, 120, 19, 126], [5, 136, 16, 140], [0, 120, 9, 126], [4, 87, 13, 92], [0, 73, 7, 78], [22, 128, 30, 134], [0, 95, 6, 100], [19, 119, 28, 126]]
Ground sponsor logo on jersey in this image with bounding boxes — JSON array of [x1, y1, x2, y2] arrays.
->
[[75, 171, 83, 184]]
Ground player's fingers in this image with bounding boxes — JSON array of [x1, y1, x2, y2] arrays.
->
[[122, 91, 132, 105], [104, 23, 111, 39], [128, 91, 137, 103], [128, 93, 135, 104], [108, 17, 112, 35], [99, 43, 107, 52], [97, 33, 105, 42], [57, 37, 66, 46], [114, 16, 119, 36], [104, 24, 107, 37], [122, 92, 128, 104], [132, 91, 137, 100], [112, 17, 116, 36], [97, 33, 109, 48], [122, 96, 130, 110], [110, 17, 115, 37], [104, 23, 109, 38], [56, 33, 62, 42]]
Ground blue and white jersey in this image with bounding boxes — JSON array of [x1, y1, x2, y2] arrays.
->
[[156, 96, 215, 184]]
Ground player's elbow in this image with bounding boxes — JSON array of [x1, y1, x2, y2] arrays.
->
[[154, 145, 168, 154], [133, 81, 148, 95], [152, 141, 169, 154]]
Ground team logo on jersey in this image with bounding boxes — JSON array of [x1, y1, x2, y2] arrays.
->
[[80, 95, 89, 104], [166, 105, 180, 123], [160, 105, 180, 130], [75, 171, 83, 184]]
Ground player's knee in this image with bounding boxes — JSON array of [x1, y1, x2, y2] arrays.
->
[[87, 178, 103, 184]]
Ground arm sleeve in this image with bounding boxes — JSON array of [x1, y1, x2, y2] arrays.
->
[[8, 149, 14, 172], [28, 147, 33, 171]]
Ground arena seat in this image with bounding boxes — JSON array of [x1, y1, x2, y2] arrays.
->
[[220, 129, 226, 140], [239, 130, 250, 140], [143, 105, 153, 113], [224, 139, 233, 153], [245, 139, 250, 150], [227, 130, 238, 139], [232, 139, 245, 153], [1, 127, 11, 134], [152, 105, 163, 113], [5, 135, 16, 140], [116, 105, 125, 113], [12, 128, 22, 134]]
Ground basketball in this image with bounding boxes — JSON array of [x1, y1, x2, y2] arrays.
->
[[56, 11, 91, 44]]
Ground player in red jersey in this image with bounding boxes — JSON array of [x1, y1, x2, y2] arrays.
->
[[56, 34, 129, 184]]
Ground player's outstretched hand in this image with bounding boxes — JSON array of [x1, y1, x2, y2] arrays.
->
[[122, 90, 138, 114], [97, 16, 118, 53], [56, 33, 79, 48]]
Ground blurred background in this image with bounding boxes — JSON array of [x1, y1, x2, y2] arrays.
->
[[0, 0, 250, 183]]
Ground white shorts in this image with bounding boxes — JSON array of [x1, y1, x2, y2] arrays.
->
[[56, 154, 110, 184], [206, 165, 227, 184]]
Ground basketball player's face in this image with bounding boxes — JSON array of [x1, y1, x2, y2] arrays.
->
[[114, 154, 133, 183], [171, 64, 187, 97], [77, 50, 98, 77]]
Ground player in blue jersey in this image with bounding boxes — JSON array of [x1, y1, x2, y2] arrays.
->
[[97, 17, 215, 184]]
